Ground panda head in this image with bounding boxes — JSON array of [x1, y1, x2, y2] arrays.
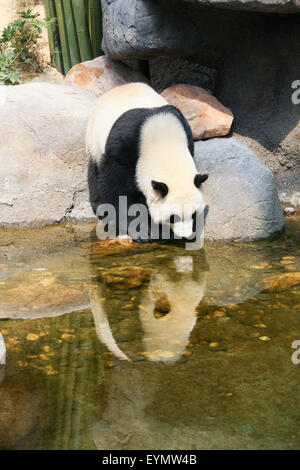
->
[[149, 172, 208, 239], [137, 108, 208, 239]]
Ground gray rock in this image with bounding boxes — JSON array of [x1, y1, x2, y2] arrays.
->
[[0, 82, 96, 226], [0, 332, 5, 365], [194, 138, 285, 241], [102, 0, 197, 59], [30, 65, 64, 85], [164, 0, 300, 14], [102, 1, 300, 59]]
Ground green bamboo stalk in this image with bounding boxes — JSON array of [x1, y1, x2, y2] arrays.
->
[[72, 0, 93, 62], [44, 0, 55, 65], [88, 0, 103, 58], [55, 0, 72, 74], [63, 0, 81, 67], [44, 0, 64, 74]]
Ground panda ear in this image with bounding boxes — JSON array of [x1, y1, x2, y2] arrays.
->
[[194, 173, 208, 188], [151, 180, 169, 198]]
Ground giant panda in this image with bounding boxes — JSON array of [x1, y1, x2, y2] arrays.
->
[[86, 82, 208, 242]]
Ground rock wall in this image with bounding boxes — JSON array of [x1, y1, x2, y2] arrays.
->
[[102, 0, 300, 205]]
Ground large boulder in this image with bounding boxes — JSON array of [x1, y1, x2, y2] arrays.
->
[[102, 1, 300, 59], [0, 82, 95, 226], [0, 223, 92, 320], [0, 271, 90, 319], [101, 0, 197, 59], [194, 137, 285, 241], [64, 55, 148, 96]]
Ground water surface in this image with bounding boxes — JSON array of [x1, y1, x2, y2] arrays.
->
[[0, 217, 299, 449]]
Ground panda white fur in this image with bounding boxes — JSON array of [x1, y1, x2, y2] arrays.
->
[[86, 82, 208, 241], [90, 254, 208, 363], [0, 332, 6, 366]]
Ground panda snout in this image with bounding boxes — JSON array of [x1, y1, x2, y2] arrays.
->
[[172, 220, 194, 239]]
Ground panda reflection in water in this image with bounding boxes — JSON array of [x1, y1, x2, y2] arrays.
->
[[90, 254, 208, 362], [86, 82, 208, 242], [0, 332, 6, 384]]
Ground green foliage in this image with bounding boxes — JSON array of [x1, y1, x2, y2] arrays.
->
[[0, 8, 55, 85]]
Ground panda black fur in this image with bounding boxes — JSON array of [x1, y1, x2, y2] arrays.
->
[[86, 83, 208, 242]]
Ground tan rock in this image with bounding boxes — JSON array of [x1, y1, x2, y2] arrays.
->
[[0, 271, 88, 319], [90, 238, 160, 256], [161, 84, 233, 140], [100, 266, 153, 289], [261, 272, 300, 293], [26, 333, 40, 342], [65, 55, 148, 96]]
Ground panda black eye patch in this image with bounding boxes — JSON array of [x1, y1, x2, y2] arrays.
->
[[194, 173, 209, 188], [168, 214, 181, 224]]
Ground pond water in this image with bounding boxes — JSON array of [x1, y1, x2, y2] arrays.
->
[[0, 216, 299, 450]]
